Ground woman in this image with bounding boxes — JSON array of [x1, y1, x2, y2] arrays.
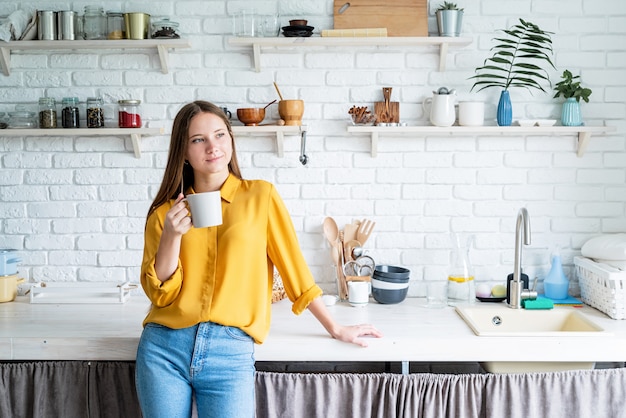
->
[[135, 101, 382, 418]]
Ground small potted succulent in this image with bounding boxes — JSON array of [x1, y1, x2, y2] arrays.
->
[[553, 69, 592, 126], [436, 2, 464, 37]]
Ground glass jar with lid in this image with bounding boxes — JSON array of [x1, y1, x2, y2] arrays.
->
[[83, 6, 106, 40], [151, 17, 180, 39], [38, 97, 57, 128], [8, 107, 37, 129], [86, 97, 105, 128], [61, 97, 80, 128], [107, 12, 124, 39], [118, 99, 142, 128]]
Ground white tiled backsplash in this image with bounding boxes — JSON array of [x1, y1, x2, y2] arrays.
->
[[0, 0, 624, 296]]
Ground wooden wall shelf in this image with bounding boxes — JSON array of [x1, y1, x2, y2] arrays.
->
[[0, 128, 164, 158], [232, 125, 308, 157], [346, 125, 618, 157], [0, 39, 191, 76], [228, 36, 472, 72]]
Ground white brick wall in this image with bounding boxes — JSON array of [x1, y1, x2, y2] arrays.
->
[[0, 0, 625, 298]]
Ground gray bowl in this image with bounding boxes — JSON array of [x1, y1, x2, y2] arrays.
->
[[372, 287, 408, 304], [374, 265, 410, 280], [371, 278, 409, 304]]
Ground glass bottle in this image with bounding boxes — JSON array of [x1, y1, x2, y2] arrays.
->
[[118, 99, 142, 128], [86, 97, 104, 128], [107, 12, 125, 39], [62, 97, 80, 128], [38, 97, 57, 128], [83, 6, 106, 40], [447, 233, 476, 306]]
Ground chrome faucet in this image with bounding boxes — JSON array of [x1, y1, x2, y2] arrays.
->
[[509, 207, 537, 309]]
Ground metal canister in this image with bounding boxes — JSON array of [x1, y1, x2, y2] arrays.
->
[[57, 11, 76, 40], [38, 11, 57, 40]]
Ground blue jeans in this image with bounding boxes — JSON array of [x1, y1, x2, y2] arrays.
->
[[135, 322, 255, 418]]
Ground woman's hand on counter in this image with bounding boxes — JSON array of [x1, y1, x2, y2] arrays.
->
[[307, 297, 383, 347]]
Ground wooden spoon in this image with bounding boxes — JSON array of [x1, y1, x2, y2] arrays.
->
[[323, 217, 339, 247]]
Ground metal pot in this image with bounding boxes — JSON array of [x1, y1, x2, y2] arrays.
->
[[0, 249, 21, 276], [0, 275, 25, 303]]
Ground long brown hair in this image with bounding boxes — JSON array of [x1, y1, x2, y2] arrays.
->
[[147, 101, 242, 219]]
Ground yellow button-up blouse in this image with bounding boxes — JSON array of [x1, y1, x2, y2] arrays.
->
[[140, 174, 323, 343]]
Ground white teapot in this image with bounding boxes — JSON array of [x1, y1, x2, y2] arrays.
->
[[423, 89, 456, 127]]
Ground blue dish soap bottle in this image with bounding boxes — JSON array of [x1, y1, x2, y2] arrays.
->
[[543, 247, 569, 300]]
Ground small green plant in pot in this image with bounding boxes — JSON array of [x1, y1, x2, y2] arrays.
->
[[553, 70, 592, 126], [470, 19, 555, 126], [436, 2, 464, 37]]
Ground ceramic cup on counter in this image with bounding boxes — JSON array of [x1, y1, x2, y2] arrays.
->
[[458, 101, 485, 126], [348, 281, 370, 307], [186, 191, 222, 228]]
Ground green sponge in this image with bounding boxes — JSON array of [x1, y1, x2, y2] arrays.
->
[[523, 297, 554, 310]]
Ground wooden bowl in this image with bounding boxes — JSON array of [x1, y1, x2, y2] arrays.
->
[[278, 100, 304, 126], [289, 19, 308, 26], [237, 108, 265, 126]]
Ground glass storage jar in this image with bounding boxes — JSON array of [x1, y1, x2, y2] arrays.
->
[[8, 109, 37, 129], [83, 6, 106, 40], [107, 12, 124, 39], [86, 97, 104, 128], [151, 17, 180, 38], [118, 99, 142, 128], [38, 97, 57, 128], [61, 97, 80, 128]]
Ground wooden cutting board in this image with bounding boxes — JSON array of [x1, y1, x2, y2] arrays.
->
[[333, 0, 428, 37], [374, 102, 399, 123]]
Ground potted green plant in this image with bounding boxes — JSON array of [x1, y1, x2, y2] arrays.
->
[[435, 2, 464, 37], [470, 19, 555, 126], [553, 69, 592, 126]]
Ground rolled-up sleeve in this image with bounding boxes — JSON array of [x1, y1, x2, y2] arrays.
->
[[266, 185, 323, 314], [141, 205, 184, 307]]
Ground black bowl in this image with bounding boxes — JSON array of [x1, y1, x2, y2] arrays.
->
[[371, 278, 409, 304], [372, 273, 410, 284], [374, 265, 410, 279]]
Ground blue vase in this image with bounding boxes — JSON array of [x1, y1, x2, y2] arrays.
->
[[497, 90, 512, 126], [561, 97, 583, 126]]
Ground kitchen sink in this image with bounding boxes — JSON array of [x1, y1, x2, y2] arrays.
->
[[455, 305, 605, 337], [455, 305, 607, 373]]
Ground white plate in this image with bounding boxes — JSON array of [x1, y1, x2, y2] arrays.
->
[[517, 119, 536, 127]]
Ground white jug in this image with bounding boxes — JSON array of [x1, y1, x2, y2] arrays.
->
[[423, 93, 456, 127]]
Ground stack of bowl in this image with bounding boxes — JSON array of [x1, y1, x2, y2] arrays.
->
[[282, 19, 314, 37], [371, 265, 410, 304]]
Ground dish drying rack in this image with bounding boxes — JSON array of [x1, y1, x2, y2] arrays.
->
[[29, 281, 137, 304]]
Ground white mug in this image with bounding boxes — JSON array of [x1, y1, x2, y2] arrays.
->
[[423, 93, 456, 127], [186, 191, 222, 228], [458, 101, 485, 126], [348, 281, 371, 307]]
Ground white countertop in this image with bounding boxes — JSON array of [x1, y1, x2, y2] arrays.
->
[[1, 295, 626, 363]]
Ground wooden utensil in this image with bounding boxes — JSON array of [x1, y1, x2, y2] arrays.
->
[[344, 239, 362, 262], [356, 219, 376, 245]]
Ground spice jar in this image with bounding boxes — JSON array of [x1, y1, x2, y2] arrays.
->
[[86, 97, 104, 128], [107, 12, 124, 39], [61, 97, 80, 128], [83, 6, 106, 40], [38, 97, 57, 128], [118, 99, 142, 128]]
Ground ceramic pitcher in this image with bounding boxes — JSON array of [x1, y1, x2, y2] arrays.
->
[[423, 92, 456, 127]]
